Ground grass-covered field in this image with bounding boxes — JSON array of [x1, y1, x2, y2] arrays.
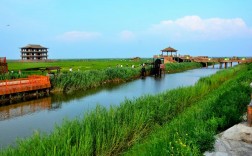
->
[[6, 59, 201, 75], [1, 63, 251, 155], [7, 59, 152, 73], [1, 58, 150, 80]]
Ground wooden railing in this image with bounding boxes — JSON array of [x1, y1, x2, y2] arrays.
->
[[0, 75, 50, 95], [191, 57, 252, 63]]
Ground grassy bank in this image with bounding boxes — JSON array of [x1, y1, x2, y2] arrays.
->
[[125, 65, 252, 155], [165, 62, 202, 73], [1, 63, 251, 155], [50, 62, 202, 93], [50, 67, 140, 93]]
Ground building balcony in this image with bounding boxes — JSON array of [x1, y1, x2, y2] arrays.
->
[[21, 55, 48, 57], [21, 51, 48, 53]]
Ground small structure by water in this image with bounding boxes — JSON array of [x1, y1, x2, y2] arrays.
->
[[157, 46, 178, 64], [151, 46, 178, 77]]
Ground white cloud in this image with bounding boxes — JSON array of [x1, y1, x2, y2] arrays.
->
[[56, 31, 102, 42], [148, 15, 252, 40], [119, 30, 135, 41]]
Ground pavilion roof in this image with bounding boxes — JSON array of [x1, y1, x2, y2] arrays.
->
[[161, 46, 177, 52], [21, 44, 48, 49]]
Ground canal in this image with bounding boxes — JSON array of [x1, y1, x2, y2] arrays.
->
[[0, 67, 222, 149]]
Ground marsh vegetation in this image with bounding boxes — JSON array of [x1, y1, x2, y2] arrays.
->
[[1, 62, 251, 155]]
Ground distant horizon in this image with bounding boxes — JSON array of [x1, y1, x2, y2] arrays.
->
[[5, 55, 252, 61]]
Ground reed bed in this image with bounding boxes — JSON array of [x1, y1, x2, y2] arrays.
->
[[165, 62, 202, 73], [0, 73, 28, 80], [50, 67, 140, 93], [51, 62, 202, 93], [1, 63, 250, 156], [125, 66, 252, 155]]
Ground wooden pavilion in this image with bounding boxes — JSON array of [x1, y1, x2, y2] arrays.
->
[[161, 46, 178, 56], [20, 44, 48, 61], [153, 46, 178, 64]]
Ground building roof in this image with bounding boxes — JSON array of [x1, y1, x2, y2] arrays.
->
[[20, 44, 48, 49], [161, 46, 177, 52]]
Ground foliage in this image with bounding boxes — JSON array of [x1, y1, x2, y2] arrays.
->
[[50, 62, 202, 93], [51, 67, 140, 93], [165, 62, 202, 73], [0, 72, 28, 80]]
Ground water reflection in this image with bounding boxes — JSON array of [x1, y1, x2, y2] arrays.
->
[[0, 97, 52, 121]]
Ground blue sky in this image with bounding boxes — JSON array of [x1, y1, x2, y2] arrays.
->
[[1, 0, 252, 59]]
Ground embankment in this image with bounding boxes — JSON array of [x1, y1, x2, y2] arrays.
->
[[50, 62, 202, 93]]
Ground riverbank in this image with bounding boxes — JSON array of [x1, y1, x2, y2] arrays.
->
[[124, 63, 252, 155], [1, 63, 251, 155], [50, 62, 203, 93]]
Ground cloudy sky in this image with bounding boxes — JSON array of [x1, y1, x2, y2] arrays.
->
[[1, 0, 252, 59]]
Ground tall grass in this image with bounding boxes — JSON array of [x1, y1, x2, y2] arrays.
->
[[124, 66, 252, 155], [51, 62, 202, 93], [51, 67, 140, 93], [0, 73, 28, 80], [1, 63, 250, 156], [165, 62, 202, 73]]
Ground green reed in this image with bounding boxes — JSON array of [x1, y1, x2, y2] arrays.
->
[[165, 62, 202, 73], [51, 62, 202, 93], [0, 72, 28, 80], [50, 67, 140, 93], [1, 63, 250, 156], [125, 66, 252, 155]]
